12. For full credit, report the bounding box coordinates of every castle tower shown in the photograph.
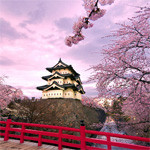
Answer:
[37,59,85,100]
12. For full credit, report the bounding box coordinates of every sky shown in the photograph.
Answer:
[0,0,149,98]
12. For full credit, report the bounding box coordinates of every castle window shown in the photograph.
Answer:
[57,93,58,95]
[60,93,61,95]
[68,93,70,95]
[54,93,56,95]
[52,93,53,95]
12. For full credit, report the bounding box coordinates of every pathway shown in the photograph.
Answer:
[0,138,73,150]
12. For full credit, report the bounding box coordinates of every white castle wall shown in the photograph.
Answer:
[63,88,74,99]
[42,89,82,100]
[75,92,82,100]
[42,90,63,99]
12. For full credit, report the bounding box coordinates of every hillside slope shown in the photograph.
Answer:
[38,98,106,129]
[8,98,106,130]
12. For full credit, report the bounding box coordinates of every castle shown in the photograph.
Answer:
[37,59,85,100]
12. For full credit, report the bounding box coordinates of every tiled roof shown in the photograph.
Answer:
[37,85,49,90]
[77,85,85,94]
[42,72,78,81]
[37,81,78,91]
[37,81,64,91]
[46,59,80,76]
[53,58,68,68]
[37,82,85,94]
[42,75,52,81]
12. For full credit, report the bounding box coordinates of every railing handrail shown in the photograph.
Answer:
[0,119,149,150]
[1,120,80,132]
[85,130,150,142]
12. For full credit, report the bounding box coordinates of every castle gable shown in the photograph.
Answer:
[53,58,68,68]
[48,72,64,80]
[44,81,64,91]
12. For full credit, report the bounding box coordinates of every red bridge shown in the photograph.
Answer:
[0,119,149,150]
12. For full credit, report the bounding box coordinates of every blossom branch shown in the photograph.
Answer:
[65,0,115,46]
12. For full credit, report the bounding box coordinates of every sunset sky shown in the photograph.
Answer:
[0,0,149,98]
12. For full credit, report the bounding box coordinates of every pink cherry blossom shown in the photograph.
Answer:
[82,96,103,109]
[99,0,115,6]
[73,17,84,34]
[65,36,73,47]
[83,21,94,29]
[0,76,24,110]
[83,0,97,15]
[88,23,94,28]
[65,34,85,46]
[76,34,85,41]
[89,9,106,21]
[72,37,80,44]
[73,17,94,33]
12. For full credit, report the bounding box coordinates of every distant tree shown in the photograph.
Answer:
[89,6,150,137]
[65,0,115,46]
[0,76,22,110]
[82,95,102,109]
[105,97,130,122]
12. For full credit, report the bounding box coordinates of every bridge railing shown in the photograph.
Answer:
[0,119,149,150]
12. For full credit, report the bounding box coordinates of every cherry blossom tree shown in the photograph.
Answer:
[89,6,150,137]
[82,95,102,108]
[0,76,23,110]
[65,0,115,46]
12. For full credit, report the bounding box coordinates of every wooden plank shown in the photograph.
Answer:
[0,138,74,150]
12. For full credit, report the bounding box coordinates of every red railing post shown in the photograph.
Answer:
[107,136,111,150]
[38,133,42,146]
[4,118,11,141]
[80,120,86,150]
[58,129,62,150]
[20,125,25,143]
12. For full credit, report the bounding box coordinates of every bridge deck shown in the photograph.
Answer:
[0,138,73,150]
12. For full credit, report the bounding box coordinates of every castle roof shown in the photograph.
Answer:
[42,71,81,83]
[42,72,65,81]
[46,58,80,76]
[77,85,85,94]
[37,81,85,94]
